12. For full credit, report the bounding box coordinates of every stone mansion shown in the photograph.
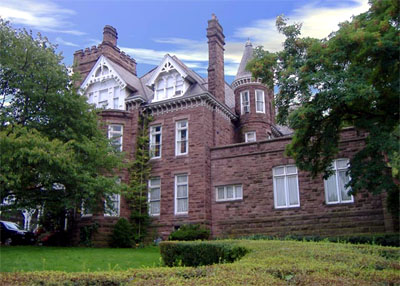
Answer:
[72,15,394,245]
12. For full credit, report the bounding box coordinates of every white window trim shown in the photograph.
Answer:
[240,90,250,115]
[216,185,243,202]
[273,165,300,209]
[174,174,189,215]
[255,89,265,113]
[149,125,162,159]
[81,202,92,217]
[108,124,123,152]
[245,131,256,142]
[324,159,354,204]
[104,194,121,217]
[175,120,189,156]
[148,178,161,216]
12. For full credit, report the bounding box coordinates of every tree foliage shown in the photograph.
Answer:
[0,19,124,220]
[248,0,399,213]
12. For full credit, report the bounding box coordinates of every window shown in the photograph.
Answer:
[150,125,162,158]
[245,131,256,142]
[216,185,243,201]
[113,87,119,109]
[154,71,184,101]
[324,159,353,204]
[240,91,250,114]
[175,174,188,215]
[255,90,265,113]
[99,89,108,108]
[108,124,123,152]
[176,120,188,155]
[148,178,161,216]
[104,194,120,217]
[81,201,92,217]
[273,165,300,208]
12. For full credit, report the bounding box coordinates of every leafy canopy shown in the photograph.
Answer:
[0,19,124,215]
[248,0,399,212]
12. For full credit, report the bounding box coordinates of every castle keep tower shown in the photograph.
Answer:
[232,40,275,142]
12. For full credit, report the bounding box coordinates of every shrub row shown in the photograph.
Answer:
[160,241,249,267]
[168,224,210,241]
[240,233,400,247]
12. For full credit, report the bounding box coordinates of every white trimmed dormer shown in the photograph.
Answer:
[147,54,193,103]
[80,55,131,110]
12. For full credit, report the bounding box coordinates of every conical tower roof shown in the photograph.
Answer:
[235,39,253,80]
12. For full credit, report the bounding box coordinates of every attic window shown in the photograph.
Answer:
[95,65,109,77]
[154,71,184,101]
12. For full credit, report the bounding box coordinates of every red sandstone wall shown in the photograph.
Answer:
[210,128,387,237]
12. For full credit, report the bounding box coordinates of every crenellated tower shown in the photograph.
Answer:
[232,40,275,142]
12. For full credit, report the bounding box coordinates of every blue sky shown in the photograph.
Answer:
[1,0,369,83]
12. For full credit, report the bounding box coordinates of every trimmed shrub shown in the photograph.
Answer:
[109,218,133,248]
[160,241,249,267]
[168,224,210,241]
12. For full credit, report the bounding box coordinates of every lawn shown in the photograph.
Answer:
[0,240,399,285]
[0,246,161,272]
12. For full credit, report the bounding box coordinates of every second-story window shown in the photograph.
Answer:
[240,91,250,114]
[108,124,123,152]
[150,125,162,159]
[176,120,188,156]
[245,131,256,142]
[255,90,265,113]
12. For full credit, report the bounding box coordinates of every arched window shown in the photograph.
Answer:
[154,70,185,101]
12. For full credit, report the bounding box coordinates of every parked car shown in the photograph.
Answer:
[0,220,36,245]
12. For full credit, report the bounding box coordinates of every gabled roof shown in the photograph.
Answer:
[80,55,142,93]
[235,40,254,80]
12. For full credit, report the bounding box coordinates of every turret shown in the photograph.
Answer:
[232,40,275,142]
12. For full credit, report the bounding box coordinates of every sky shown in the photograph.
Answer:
[0,0,370,83]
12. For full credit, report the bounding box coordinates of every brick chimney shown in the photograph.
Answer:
[102,25,118,46]
[207,14,225,104]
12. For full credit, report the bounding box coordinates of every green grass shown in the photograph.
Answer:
[0,240,399,285]
[0,246,161,272]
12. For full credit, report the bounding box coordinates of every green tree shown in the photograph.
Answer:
[0,19,124,223]
[248,0,399,214]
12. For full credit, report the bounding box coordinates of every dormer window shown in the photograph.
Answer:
[154,71,184,101]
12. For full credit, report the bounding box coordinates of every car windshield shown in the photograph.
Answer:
[2,221,22,231]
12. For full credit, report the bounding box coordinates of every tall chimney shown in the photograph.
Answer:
[207,14,225,104]
[103,25,118,46]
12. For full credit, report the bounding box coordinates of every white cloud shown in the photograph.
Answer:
[234,0,370,52]
[55,37,78,47]
[0,0,84,35]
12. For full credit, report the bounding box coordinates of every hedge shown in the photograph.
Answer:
[160,241,249,267]
[168,224,210,241]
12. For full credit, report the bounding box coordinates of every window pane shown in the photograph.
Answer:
[275,177,286,207]
[177,198,188,212]
[180,129,187,140]
[338,170,352,201]
[111,125,122,132]
[336,159,349,169]
[286,166,297,175]
[273,167,285,176]
[235,185,243,198]
[177,185,187,197]
[179,141,187,154]
[217,187,225,200]
[150,201,160,215]
[177,175,187,184]
[150,188,160,200]
[287,176,299,206]
[150,178,160,187]
[325,174,338,202]
[226,186,234,199]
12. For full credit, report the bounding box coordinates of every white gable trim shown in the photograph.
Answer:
[146,54,189,88]
[80,55,127,92]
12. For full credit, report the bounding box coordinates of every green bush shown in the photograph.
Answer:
[241,233,400,247]
[160,241,249,267]
[109,218,133,248]
[168,224,210,241]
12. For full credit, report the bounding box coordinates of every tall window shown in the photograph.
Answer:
[324,159,353,204]
[104,194,120,217]
[175,174,188,215]
[99,89,108,108]
[245,131,256,142]
[148,178,161,216]
[176,120,188,155]
[150,125,162,158]
[108,125,123,152]
[273,165,300,208]
[240,91,250,114]
[216,185,243,202]
[255,90,265,113]
[81,201,92,217]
